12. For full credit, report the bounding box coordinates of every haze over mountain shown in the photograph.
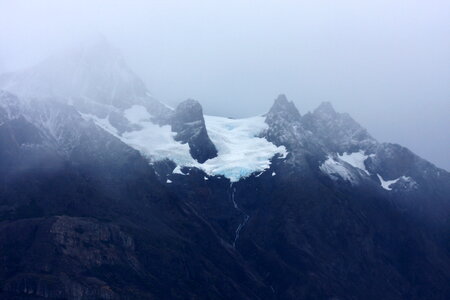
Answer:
[0,0,449,170]
[0,37,449,299]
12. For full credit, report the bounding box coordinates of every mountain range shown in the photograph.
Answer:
[0,39,449,299]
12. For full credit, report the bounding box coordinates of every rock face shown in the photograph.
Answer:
[301,101,376,153]
[171,99,217,163]
[264,94,303,147]
[0,216,135,299]
[263,94,324,170]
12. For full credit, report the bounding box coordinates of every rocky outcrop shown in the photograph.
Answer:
[0,216,138,299]
[301,101,376,153]
[264,94,307,148]
[263,95,325,170]
[171,99,217,163]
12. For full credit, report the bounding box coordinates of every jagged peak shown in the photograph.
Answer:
[0,36,149,111]
[314,101,337,116]
[301,101,376,152]
[266,94,301,124]
[273,94,289,105]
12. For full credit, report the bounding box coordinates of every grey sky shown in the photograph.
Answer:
[0,0,449,170]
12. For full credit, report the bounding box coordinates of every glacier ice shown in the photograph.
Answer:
[86,105,286,182]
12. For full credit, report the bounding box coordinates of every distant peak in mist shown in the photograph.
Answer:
[0,37,148,109]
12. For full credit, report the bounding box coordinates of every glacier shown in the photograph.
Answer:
[84,105,286,182]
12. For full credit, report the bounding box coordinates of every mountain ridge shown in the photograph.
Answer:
[0,40,449,299]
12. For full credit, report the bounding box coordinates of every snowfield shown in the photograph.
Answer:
[85,105,286,182]
[320,156,357,184]
[320,151,374,184]
[338,151,371,175]
[203,115,287,182]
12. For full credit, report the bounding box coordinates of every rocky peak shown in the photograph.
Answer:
[314,101,337,118]
[0,38,173,128]
[302,102,376,153]
[172,99,204,130]
[263,94,317,155]
[266,94,301,125]
[171,99,217,163]
[0,38,164,117]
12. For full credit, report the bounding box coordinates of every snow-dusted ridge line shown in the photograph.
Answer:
[84,105,287,182]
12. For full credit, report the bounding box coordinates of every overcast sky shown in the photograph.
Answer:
[0,0,449,170]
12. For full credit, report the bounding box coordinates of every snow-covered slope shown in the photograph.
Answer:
[83,104,286,182]
[202,115,286,182]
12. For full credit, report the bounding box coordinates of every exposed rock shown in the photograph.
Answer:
[301,101,376,153]
[172,99,217,163]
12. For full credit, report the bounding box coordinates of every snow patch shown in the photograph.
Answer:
[119,105,203,164]
[320,156,357,184]
[124,104,152,123]
[81,113,119,136]
[377,174,400,190]
[166,179,172,183]
[202,115,287,182]
[172,165,185,175]
[377,174,414,191]
[338,150,371,175]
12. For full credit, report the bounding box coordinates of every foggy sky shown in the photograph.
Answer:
[0,0,449,170]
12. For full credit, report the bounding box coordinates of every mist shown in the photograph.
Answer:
[0,0,449,170]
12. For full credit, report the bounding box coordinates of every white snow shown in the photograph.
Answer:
[201,115,287,182]
[124,105,153,123]
[377,174,400,190]
[166,179,172,183]
[338,151,371,175]
[121,105,194,164]
[377,174,414,191]
[87,105,286,182]
[320,156,357,184]
[272,172,276,176]
[172,165,185,175]
[80,113,119,136]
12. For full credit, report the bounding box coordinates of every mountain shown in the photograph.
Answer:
[0,40,449,299]
[171,99,218,163]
